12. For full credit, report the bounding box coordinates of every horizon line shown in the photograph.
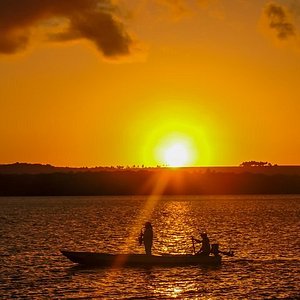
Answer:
[1,162,300,169]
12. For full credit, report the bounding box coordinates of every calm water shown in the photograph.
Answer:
[0,195,299,299]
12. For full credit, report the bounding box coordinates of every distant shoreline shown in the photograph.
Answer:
[1,162,300,175]
[0,164,300,196]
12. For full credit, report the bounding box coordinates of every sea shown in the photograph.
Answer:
[0,195,299,299]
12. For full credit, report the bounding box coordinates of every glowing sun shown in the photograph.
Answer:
[163,143,190,167]
[162,142,192,167]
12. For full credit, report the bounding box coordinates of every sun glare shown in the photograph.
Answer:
[163,143,189,167]
[156,135,196,167]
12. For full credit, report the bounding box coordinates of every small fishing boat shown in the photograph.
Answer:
[61,251,222,267]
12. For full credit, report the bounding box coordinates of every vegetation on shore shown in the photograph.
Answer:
[0,167,300,196]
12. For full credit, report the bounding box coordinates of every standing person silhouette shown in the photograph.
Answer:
[141,222,153,255]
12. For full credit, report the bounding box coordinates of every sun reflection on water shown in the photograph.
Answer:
[154,199,198,255]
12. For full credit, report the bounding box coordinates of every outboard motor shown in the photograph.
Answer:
[211,244,220,256]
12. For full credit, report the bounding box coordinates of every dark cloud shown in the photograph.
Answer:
[265,3,296,40]
[0,0,133,58]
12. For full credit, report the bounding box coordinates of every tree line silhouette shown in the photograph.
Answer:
[0,169,299,196]
[240,161,277,167]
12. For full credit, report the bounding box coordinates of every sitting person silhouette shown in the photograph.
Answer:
[194,232,211,256]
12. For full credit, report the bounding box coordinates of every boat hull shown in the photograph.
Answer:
[61,251,222,267]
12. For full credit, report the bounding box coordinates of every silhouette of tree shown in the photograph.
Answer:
[240,161,274,167]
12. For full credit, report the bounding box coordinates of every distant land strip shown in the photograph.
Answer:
[1,162,300,175]
[0,163,300,196]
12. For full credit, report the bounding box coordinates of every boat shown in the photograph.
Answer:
[61,251,222,267]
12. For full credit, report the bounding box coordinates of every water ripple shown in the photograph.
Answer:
[0,195,299,299]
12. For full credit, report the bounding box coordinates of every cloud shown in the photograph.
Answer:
[264,2,296,40]
[0,0,133,59]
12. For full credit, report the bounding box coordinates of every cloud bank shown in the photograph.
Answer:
[0,0,133,58]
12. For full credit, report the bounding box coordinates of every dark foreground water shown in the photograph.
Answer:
[0,195,299,299]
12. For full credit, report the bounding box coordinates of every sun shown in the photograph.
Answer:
[156,135,196,167]
[163,143,189,167]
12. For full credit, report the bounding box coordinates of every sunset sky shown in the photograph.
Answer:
[1,0,300,167]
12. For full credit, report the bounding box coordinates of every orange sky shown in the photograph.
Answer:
[1,0,300,167]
